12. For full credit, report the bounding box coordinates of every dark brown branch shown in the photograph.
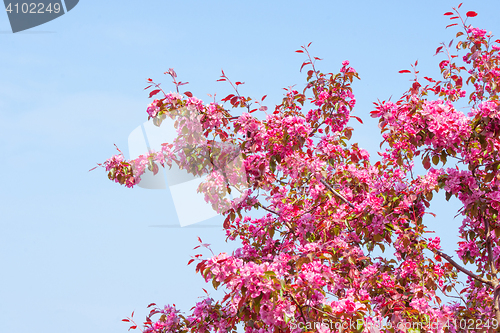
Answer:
[286,292,307,324]
[433,249,493,287]
[319,178,355,209]
[310,304,337,320]
[256,202,293,230]
[290,199,327,223]
[484,217,498,275]
[256,201,279,216]
[484,215,500,321]
[494,286,500,322]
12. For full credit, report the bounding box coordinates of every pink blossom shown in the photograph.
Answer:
[428,237,441,251]
[467,27,487,38]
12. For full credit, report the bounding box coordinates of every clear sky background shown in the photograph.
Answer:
[1,1,500,332]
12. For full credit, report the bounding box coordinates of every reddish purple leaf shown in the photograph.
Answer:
[149,89,160,98]
[351,115,363,124]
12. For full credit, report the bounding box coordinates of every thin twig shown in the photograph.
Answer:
[318,178,355,209]
[256,202,293,230]
[286,292,308,324]
[451,284,468,307]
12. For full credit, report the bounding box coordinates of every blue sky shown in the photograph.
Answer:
[1,1,499,332]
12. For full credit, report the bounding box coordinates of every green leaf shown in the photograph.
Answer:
[426,191,433,201]
[485,172,494,182]
[440,151,447,164]
[269,155,277,173]
[495,228,500,239]
[479,136,487,149]
[378,243,385,252]
[263,271,276,279]
[212,279,220,290]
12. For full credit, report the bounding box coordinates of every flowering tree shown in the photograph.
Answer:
[98,5,500,332]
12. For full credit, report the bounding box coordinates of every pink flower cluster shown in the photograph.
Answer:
[467,27,487,39]
[107,13,500,331]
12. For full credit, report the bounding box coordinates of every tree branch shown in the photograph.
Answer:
[256,202,293,230]
[432,249,493,287]
[494,285,500,322]
[484,217,498,276]
[286,292,308,324]
[318,178,355,209]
